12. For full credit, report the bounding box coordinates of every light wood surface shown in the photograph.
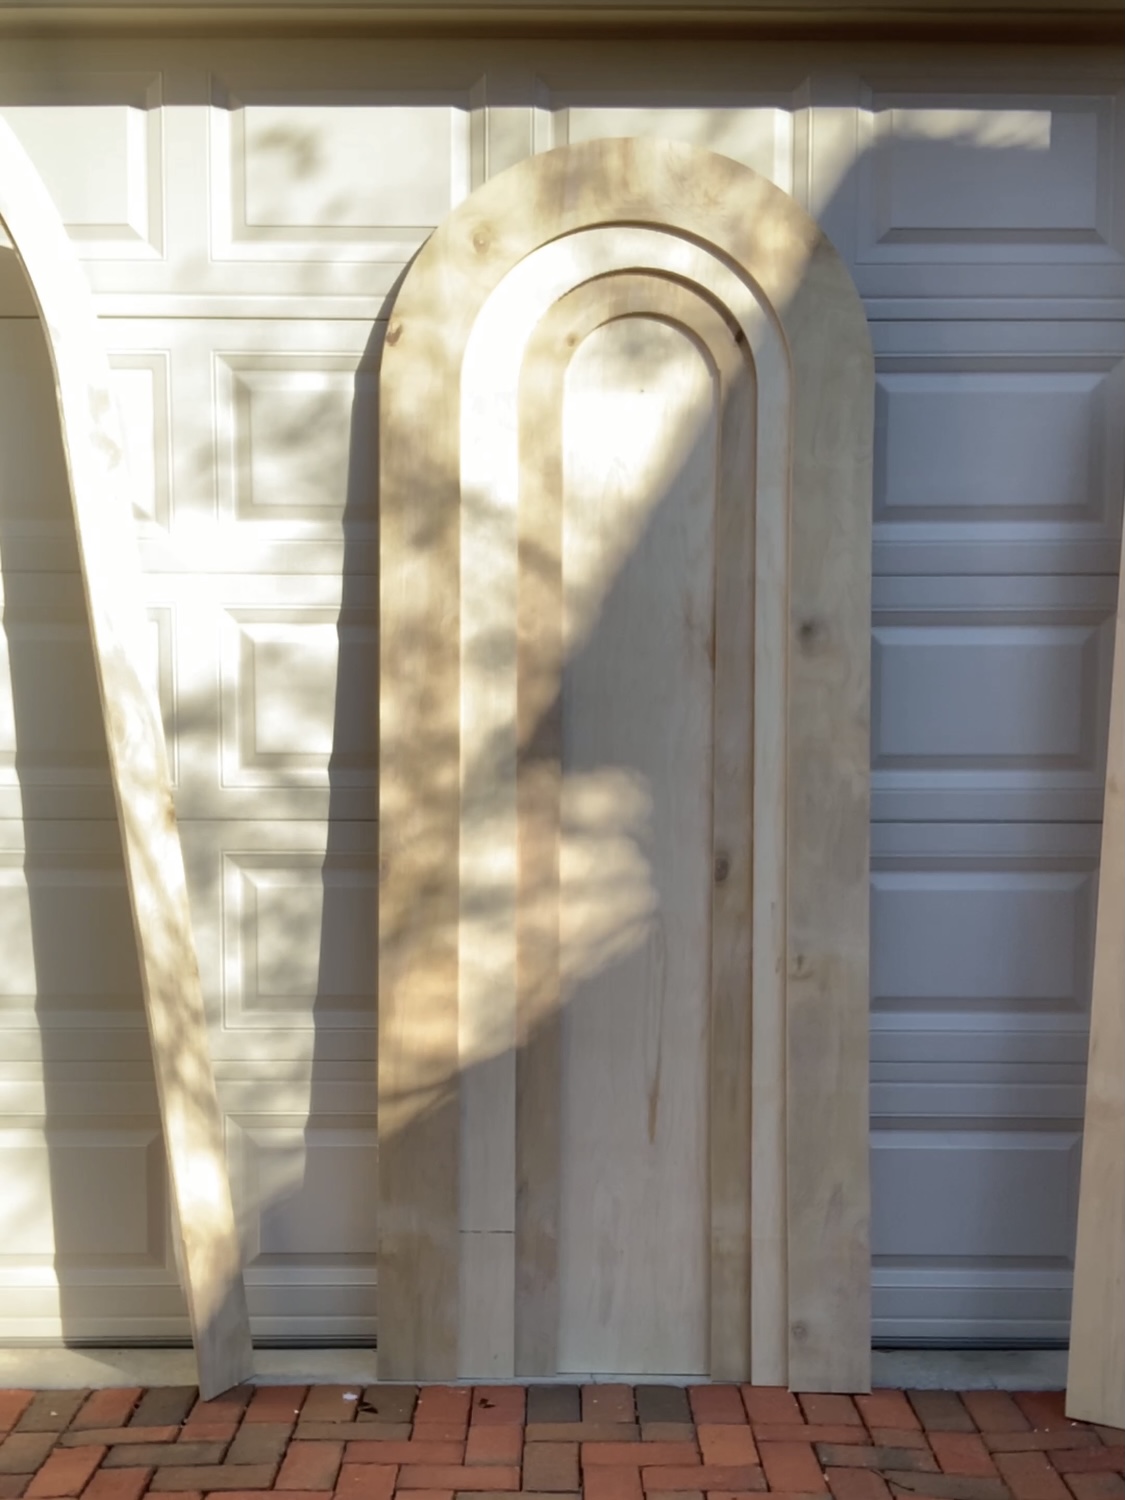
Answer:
[1066,530,1125,1428]
[0,118,252,1398]
[379,136,873,1388]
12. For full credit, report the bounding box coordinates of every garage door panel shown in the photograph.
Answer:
[872,575,1117,822]
[874,1268,1074,1346]
[872,322,1125,577]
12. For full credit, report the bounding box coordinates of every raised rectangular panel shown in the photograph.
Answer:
[0,318,79,567]
[0,851,141,1019]
[209,82,471,261]
[871,1129,1082,1261]
[558,102,794,193]
[219,607,377,789]
[876,361,1123,525]
[0,74,164,258]
[0,1125,166,1265]
[109,353,172,533]
[871,867,1095,1017]
[857,88,1121,263]
[222,850,377,1030]
[871,578,1116,822]
[228,1116,377,1265]
[214,352,377,534]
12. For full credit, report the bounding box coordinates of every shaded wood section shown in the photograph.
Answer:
[0,118,252,1398]
[1066,530,1125,1428]
[379,136,872,1389]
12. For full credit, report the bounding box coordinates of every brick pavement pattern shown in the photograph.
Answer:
[0,1386,1118,1500]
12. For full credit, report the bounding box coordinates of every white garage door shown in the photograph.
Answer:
[0,35,1121,1346]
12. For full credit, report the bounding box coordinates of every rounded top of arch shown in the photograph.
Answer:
[387,134,868,358]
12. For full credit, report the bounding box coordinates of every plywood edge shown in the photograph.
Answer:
[1066,531,1125,1428]
[0,117,252,1399]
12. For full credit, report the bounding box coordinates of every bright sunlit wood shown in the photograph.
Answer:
[0,117,252,1399]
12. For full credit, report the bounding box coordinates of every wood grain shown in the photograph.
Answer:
[379,136,872,1386]
[1066,529,1125,1427]
[0,118,252,1398]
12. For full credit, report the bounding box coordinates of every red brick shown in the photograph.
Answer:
[464,1430,520,1468]
[857,1397,920,1434]
[584,1445,698,1469]
[198,1495,330,1500]
[640,1467,763,1492]
[395,1492,452,1500]
[643,1490,701,1500]
[183,1388,252,1427]
[1014,1399,1071,1435]
[277,1443,343,1492]
[583,1392,636,1427]
[149,1468,277,1493]
[907,1397,975,1435]
[174,1428,237,1447]
[525,1427,638,1445]
[72,1395,142,1433]
[413,1428,471,1446]
[1049,1451,1124,1476]
[61,1432,179,1450]
[584,1469,643,1500]
[397,1468,518,1492]
[144,1490,201,1500]
[224,1423,291,1467]
[79,1471,150,1500]
[1094,1433,1125,1448]
[825,1469,893,1500]
[802,1400,862,1429]
[816,1449,936,1475]
[688,1391,746,1427]
[27,1448,106,1497]
[698,1429,757,1467]
[987,1438,1098,1457]
[0,1478,26,1498]
[0,1435,58,1475]
[930,1436,999,1477]
[882,1471,1009,1500]
[344,1443,463,1466]
[869,1433,932,1453]
[468,1392,524,1429]
[994,1452,1070,1500]
[1064,1476,1125,1500]
[755,1428,869,1447]
[333,1462,397,1500]
[962,1398,1029,1436]
[742,1390,802,1427]
[243,1388,307,1425]
[760,1445,826,1494]
[522,1443,579,1491]
[414,1393,471,1430]
[642,1429,696,1446]
[0,1399,33,1437]
[299,1390,362,1426]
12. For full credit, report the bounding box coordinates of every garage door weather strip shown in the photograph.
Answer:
[0,118,254,1399]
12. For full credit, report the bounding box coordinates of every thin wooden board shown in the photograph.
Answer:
[1066,530,1125,1428]
[0,118,252,1398]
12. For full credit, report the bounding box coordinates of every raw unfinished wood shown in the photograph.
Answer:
[379,136,873,1389]
[1066,529,1125,1428]
[0,118,253,1399]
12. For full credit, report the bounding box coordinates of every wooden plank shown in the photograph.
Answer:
[784,239,874,1394]
[380,136,872,1385]
[1066,532,1125,1428]
[0,118,252,1398]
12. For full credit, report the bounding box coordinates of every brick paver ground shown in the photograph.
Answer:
[0,1386,1118,1500]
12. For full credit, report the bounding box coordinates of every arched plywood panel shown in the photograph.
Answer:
[0,119,252,1397]
[378,137,873,1391]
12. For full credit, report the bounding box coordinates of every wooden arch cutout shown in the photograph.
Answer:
[379,137,874,1391]
[0,119,252,1397]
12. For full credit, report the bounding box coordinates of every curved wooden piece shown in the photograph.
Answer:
[1066,527,1125,1427]
[379,136,873,1390]
[0,118,252,1397]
